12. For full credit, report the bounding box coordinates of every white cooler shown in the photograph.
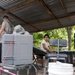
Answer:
[2,34,33,65]
[48,61,73,75]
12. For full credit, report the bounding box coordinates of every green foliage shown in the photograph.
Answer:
[33,26,75,50]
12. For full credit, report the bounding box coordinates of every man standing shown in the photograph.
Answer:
[0,15,13,62]
[0,15,13,35]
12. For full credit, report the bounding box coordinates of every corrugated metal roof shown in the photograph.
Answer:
[0,0,25,9]
[0,0,75,32]
[12,1,52,22]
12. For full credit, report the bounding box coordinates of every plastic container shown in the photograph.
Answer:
[48,61,73,75]
[2,34,33,65]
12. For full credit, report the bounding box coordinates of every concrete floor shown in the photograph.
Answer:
[1,66,75,75]
[73,67,75,75]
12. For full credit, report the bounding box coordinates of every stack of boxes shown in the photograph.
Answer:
[2,34,33,65]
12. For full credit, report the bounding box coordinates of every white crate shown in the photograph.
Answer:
[2,34,33,65]
[14,35,33,65]
[2,34,14,58]
[48,61,73,75]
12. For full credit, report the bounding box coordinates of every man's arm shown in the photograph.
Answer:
[0,25,5,34]
[42,43,53,52]
[49,46,53,50]
[42,43,50,51]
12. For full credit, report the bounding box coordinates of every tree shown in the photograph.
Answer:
[66,27,72,50]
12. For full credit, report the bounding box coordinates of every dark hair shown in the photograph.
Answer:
[44,34,49,38]
[3,15,9,19]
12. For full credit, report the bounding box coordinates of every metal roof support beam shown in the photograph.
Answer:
[31,23,75,33]
[0,6,40,31]
[37,0,62,26]
[59,0,71,20]
[30,13,75,24]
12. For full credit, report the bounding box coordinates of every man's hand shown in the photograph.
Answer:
[46,50,53,53]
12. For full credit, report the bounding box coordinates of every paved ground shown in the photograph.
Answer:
[73,67,75,75]
[1,66,75,75]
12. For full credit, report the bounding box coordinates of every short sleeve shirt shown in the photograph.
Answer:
[0,21,12,43]
[2,21,12,34]
[40,40,50,52]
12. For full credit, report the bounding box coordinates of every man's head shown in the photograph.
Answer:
[3,15,9,21]
[44,34,49,42]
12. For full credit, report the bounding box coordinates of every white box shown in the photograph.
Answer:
[14,35,33,65]
[2,34,33,65]
[2,34,14,58]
